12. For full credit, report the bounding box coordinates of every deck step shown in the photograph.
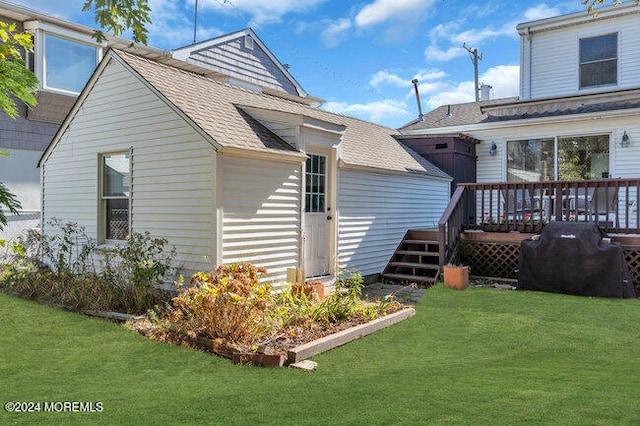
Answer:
[396,250,439,256]
[381,273,437,283]
[382,230,443,285]
[389,261,439,270]
[402,239,438,245]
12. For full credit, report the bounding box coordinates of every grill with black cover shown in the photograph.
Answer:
[518,222,635,298]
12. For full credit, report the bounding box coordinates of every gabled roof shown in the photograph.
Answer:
[41,49,449,179]
[172,28,320,103]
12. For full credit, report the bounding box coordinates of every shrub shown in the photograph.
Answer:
[168,263,274,343]
[133,263,404,358]
[0,220,175,314]
[100,231,177,313]
[37,219,97,274]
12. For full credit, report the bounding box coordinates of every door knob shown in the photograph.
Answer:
[327,215,333,220]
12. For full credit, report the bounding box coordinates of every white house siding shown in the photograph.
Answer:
[220,155,302,284]
[468,114,640,224]
[526,13,640,100]
[185,38,298,96]
[337,169,450,276]
[42,59,216,274]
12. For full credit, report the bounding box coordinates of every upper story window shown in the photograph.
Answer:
[24,21,102,96]
[579,33,617,89]
[44,34,98,93]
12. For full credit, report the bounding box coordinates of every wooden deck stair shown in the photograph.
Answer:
[381,229,440,285]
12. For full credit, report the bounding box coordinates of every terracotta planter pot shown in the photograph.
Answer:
[443,265,469,290]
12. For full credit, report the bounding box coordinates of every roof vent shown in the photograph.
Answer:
[244,35,254,50]
[444,105,452,119]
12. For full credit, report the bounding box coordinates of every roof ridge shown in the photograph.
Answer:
[111,49,449,179]
[114,48,399,132]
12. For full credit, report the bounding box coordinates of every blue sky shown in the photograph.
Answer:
[16,0,590,128]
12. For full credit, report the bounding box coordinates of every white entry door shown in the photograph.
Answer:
[304,152,330,277]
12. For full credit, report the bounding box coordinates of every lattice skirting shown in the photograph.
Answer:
[460,241,520,280]
[460,240,640,293]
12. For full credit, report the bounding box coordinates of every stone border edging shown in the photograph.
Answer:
[287,307,416,364]
[84,310,144,322]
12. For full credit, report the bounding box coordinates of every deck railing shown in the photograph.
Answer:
[437,178,640,269]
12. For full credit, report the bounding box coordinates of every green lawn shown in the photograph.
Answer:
[1,285,639,425]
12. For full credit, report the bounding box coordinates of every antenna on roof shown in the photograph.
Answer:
[463,43,483,102]
[193,0,199,44]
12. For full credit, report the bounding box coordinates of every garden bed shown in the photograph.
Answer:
[126,264,410,367]
[128,305,413,368]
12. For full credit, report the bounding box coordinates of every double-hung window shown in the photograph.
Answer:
[579,33,617,89]
[101,153,131,241]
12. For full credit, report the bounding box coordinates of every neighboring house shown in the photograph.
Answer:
[39,49,451,283]
[0,0,321,243]
[402,1,640,188]
[0,0,165,241]
[396,2,640,283]
[172,28,323,104]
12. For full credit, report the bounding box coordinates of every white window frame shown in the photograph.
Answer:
[506,133,611,182]
[579,32,618,90]
[99,151,132,243]
[24,20,104,96]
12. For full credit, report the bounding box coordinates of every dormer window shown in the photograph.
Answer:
[579,33,617,89]
[24,21,102,96]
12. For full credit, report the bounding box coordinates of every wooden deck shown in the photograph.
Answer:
[382,178,640,289]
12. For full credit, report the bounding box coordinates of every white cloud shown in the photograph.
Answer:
[320,18,352,48]
[424,81,477,111]
[414,81,447,96]
[523,4,562,21]
[422,65,520,112]
[370,70,411,88]
[424,45,466,62]
[200,0,326,26]
[354,0,434,27]
[451,23,515,46]
[370,69,447,94]
[145,0,227,48]
[413,69,447,82]
[323,99,409,123]
[479,65,520,98]
[428,22,461,40]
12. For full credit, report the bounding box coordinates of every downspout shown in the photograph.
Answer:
[522,26,532,100]
[40,165,44,232]
[297,125,305,272]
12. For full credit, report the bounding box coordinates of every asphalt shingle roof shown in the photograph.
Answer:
[401,90,640,132]
[400,98,517,132]
[114,49,449,179]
